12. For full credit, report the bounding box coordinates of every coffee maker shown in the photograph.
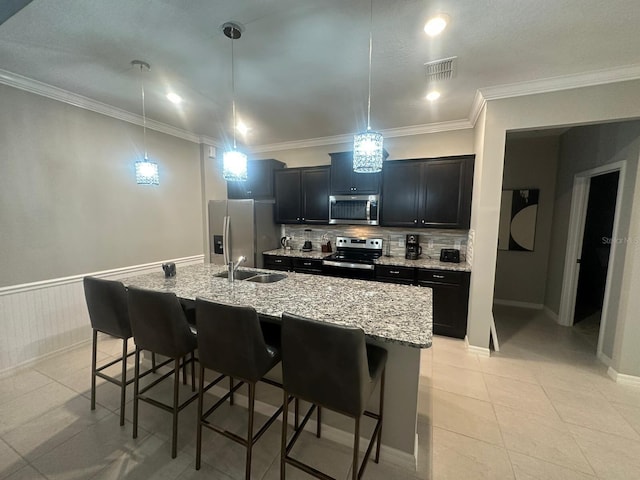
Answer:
[405,234,422,260]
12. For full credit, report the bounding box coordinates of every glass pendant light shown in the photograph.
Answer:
[222,22,248,182]
[132,60,159,185]
[353,0,383,173]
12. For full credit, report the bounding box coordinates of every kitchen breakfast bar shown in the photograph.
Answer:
[123,263,433,469]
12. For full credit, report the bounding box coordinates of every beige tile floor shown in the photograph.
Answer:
[1,305,640,479]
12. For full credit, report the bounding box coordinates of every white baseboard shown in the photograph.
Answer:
[597,351,612,367]
[207,384,418,471]
[607,367,640,386]
[543,306,559,322]
[493,299,544,309]
[464,336,491,357]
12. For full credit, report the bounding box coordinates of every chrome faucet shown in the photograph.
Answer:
[228,255,246,283]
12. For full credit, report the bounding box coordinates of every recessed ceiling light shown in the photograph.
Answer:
[166,92,182,104]
[424,15,448,37]
[426,91,441,101]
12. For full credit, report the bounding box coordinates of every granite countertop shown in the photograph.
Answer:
[122,263,432,349]
[263,248,471,272]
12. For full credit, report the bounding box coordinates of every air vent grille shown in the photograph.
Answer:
[424,56,457,82]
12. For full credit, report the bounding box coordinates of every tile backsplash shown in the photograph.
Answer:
[282,224,469,261]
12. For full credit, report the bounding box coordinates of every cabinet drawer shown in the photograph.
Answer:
[376,265,415,283]
[263,255,292,271]
[416,269,462,285]
[292,258,323,273]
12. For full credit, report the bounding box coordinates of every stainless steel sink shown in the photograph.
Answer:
[214,271,287,283]
[213,270,256,280]
[245,273,288,283]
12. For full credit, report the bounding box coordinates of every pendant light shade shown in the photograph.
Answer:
[222,150,248,182]
[222,22,248,182]
[132,60,159,185]
[353,0,383,174]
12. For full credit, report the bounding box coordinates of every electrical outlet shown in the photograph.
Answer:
[428,239,434,249]
[398,238,405,247]
[454,240,461,249]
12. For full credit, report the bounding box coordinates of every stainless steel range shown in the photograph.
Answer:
[322,236,383,280]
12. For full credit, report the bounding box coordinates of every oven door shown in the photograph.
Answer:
[321,260,376,280]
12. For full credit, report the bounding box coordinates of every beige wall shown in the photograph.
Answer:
[251,128,475,167]
[469,79,640,377]
[0,84,204,287]
[544,121,640,359]
[494,136,559,305]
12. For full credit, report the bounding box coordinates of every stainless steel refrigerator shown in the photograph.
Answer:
[208,199,280,268]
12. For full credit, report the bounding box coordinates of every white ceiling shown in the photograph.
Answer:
[1,0,640,150]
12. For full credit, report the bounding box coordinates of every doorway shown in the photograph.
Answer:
[573,171,619,347]
[558,161,625,362]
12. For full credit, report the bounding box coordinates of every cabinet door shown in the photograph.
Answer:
[301,167,330,223]
[274,169,302,223]
[421,156,473,229]
[330,152,381,195]
[380,161,422,227]
[228,159,284,199]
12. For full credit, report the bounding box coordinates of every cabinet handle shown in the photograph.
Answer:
[275,259,282,263]
[297,217,300,221]
[414,219,417,223]
[302,217,305,221]
[303,262,312,266]
[421,219,425,224]
[247,190,252,194]
[390,270,400,274]
[433,274,445,279]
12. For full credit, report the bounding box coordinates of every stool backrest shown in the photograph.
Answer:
[196,299,274,383]
[83,276,131,339]
[281,312,371,417]
[127,286,195,358]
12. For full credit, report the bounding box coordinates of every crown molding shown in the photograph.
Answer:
[0,68,201,143]
[479,63,640,101]
[250,119,473,153]
[468,90,487,127]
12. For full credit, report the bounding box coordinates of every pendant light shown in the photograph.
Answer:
[222,22,248,182]
[353,0,383,173]
[131,60,159,185]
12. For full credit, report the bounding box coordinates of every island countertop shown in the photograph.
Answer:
[122,263,432,348]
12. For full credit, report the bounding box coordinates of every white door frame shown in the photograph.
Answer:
[558,160,625,361]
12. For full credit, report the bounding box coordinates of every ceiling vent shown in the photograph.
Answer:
[424,56,457,82]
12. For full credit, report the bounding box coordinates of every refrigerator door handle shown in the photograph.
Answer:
[223,215,231,265]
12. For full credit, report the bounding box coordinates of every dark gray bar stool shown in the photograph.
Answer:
[280,312,387,480]
[195,298,287,480]
[83,276,167,426]
[127,286,198,458]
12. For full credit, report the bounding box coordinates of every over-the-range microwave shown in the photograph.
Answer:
[329,194,379,225]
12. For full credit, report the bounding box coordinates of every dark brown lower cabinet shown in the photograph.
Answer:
[263,255,292,271]
[416,269,470,339]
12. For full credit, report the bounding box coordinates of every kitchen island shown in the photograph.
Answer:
[123,263,432,469]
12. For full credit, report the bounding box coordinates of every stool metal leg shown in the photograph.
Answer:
[119,338,128,426]
[375,368,385,463]
[229,377,235,405]
[280,390,288,480]
[316,406,321,438]
[172,358,180,459]
[352,416,360,480]
[190,351,196,392]
[90,329,98,411]
[246,383,256,480]
[195,364,205,470]
[133,347,141,439]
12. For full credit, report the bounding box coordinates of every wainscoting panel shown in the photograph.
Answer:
[0,255,203,376]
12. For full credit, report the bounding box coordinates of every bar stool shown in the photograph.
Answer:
[127,286,199,458]
[194,298,287,480]
[280,312,387,480]
[83,276,166,426]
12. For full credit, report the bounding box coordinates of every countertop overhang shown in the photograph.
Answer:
[123,263,432,349]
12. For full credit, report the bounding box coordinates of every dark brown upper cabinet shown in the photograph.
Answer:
[274,166,330,224]
[329,151,382,195]
[380,155,474,229]
[227,159,285,199]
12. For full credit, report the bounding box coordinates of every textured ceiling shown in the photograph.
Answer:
[1,0,639,148]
